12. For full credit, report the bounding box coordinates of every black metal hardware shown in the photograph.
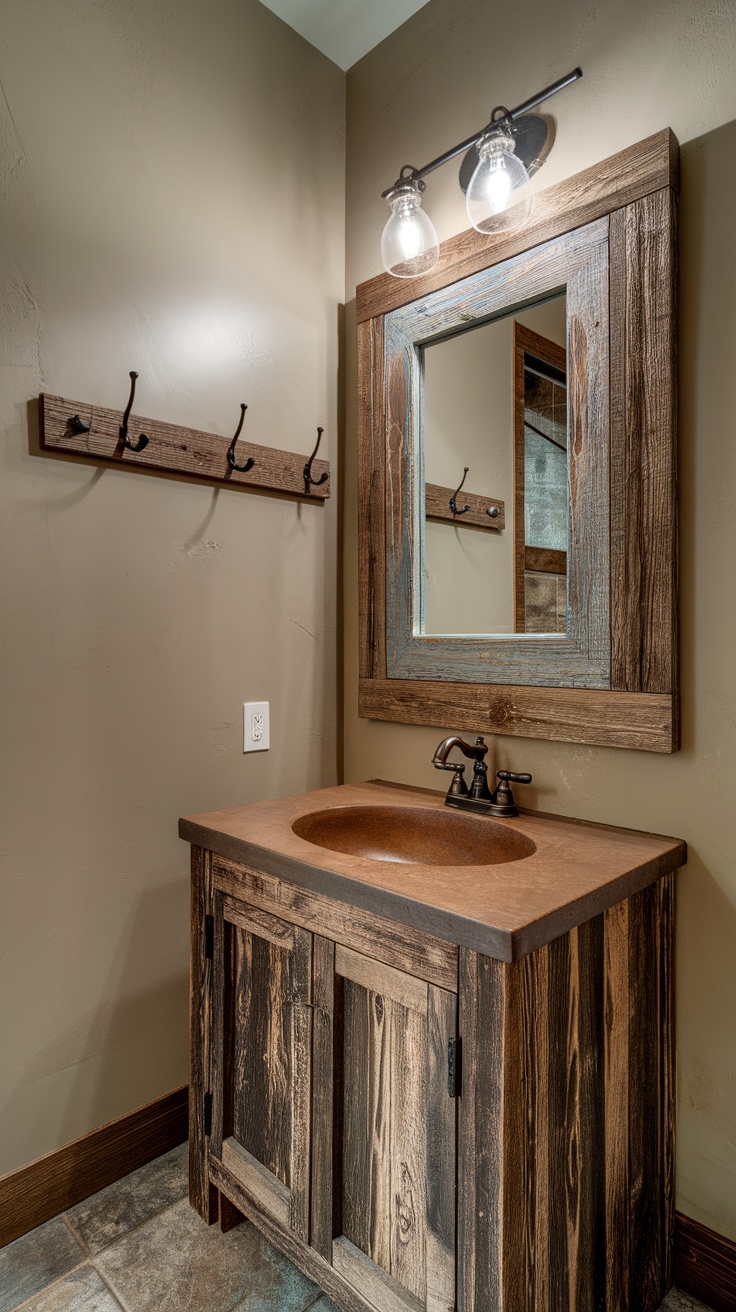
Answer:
[491,769,533,817]
[203,1092,213,1137]
[304,426,328,494]
[204,914,214,961]
[226,403,255,473]
[119,372,149,452]
[450,467,471,516]
[382,68,582,197]
[448,1037,461,1098]
[67,414,90,435]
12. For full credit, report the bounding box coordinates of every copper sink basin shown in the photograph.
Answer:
[292,805,536,867]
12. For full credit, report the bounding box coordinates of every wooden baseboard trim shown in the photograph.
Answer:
[0,1086,188,1249]
[675,1211,736,1311]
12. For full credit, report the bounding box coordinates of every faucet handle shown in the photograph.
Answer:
[493,770,532,816]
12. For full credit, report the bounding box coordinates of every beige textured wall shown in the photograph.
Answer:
[0,0,344,1175]
[345,0,736,1239]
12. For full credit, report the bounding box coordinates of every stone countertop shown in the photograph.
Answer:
[179,780,686,961]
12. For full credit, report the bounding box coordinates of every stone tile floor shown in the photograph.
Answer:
[0,1144,715,1312]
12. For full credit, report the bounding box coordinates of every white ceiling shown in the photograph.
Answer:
[259,0,433,70]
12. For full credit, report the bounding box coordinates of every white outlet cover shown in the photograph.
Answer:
[243,701,270,753]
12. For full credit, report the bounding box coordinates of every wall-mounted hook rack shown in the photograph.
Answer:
[39,389,330,503]
[449,467,471,516]
[426,479,505,530]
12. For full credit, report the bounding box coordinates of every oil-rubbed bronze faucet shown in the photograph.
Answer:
[431,735,532,817]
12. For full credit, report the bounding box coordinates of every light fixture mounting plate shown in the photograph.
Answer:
[458,113,555,193]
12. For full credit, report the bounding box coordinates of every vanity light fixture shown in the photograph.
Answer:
[380,67,583,277]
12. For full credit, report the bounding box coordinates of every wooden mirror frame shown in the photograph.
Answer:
[357,129,679,753]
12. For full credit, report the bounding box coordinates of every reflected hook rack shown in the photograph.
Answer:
[449,467,471,516]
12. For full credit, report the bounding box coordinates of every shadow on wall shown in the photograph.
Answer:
[2,875,189,1154]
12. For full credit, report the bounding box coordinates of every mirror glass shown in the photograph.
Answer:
[422,293,568,636]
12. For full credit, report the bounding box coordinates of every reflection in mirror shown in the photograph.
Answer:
[422,293,567,637]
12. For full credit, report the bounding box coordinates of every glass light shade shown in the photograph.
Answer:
[381,190,440,278]
[465,130,533,234]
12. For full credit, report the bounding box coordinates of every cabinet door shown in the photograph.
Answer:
[313,939,457,1312]
[210,891,312,1240]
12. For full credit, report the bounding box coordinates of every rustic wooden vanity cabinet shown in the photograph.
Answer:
[183,782,685,1312]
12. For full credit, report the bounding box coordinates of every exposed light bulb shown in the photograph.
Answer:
[381,179,440,279]
[465,129,532,234]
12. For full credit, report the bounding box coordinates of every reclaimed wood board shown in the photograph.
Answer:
[39,392,330,500]
[425,482,505,531]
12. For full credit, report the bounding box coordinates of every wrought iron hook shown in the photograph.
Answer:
[67,414,90,435]
[226,404,255,473]
[304,427,328,494]
[120,372,149,452]
[450,467,471,516]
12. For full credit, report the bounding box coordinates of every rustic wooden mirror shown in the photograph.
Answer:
[357,129,679,752]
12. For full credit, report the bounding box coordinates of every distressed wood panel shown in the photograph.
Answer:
[359,678,676,753]
[425,482,505,530]
[457,950,506,1312]
[221,1138,290,1227]
[357,129,677,322]
[336,944,429,1014]
[458,881,675,1311]
[337,955,456,1312]
[311,935,337,1261]
[610,189,678,700]
[383,219,610,688]
[358,315,387,680]
[334,1237,425,1312]
[222,895,294,949]
[39,392,330,500]
[232,929,292,1186]
[189,846,218,1224]
[213,856,458,992]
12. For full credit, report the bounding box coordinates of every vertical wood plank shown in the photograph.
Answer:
[358,315,387,680]
[659,875,676,1294]
[458,949,506,1312]
[219,1193,245,1233]
[610,188,678,704]
[210,889,227,1164]
[575,916,606,1312]
[232,933,292,1186]
[311,935,336,1260]
[342,978,372,1255]
[390,1001,427,1303]
[290,926,313,1242]
[605,898,630,1309]
[189,846,218,1223]
[628,883,666,1310]
[547,929,571,1310]
[426,986,457,1312]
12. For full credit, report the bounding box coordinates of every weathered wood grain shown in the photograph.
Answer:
[336,944,428,1014]
[524,547,566,575]
[333,1236,425,1312]
[289,926,313,1242]
[425,482,505,531]
[610,189,678,702]
[356,129,678,323]
[39,392,330,500]
[311,935,336,1260]
[222,895,294,949]
[189,845,218,1224]
[425,986,457,1312]
[221,1137,290,1227]
[359,677,676,753]
[213,855,458,992]
[232,930,291,1186]
[604,898,630,1308]
[358,316,387,680]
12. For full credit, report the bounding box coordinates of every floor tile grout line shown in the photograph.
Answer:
[61,1214,93,1261]
[63,1188,190,1260]
[88,1259,131,1312]
[5,1259,90,1312]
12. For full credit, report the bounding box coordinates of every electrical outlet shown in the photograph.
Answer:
[243,701,270,753]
